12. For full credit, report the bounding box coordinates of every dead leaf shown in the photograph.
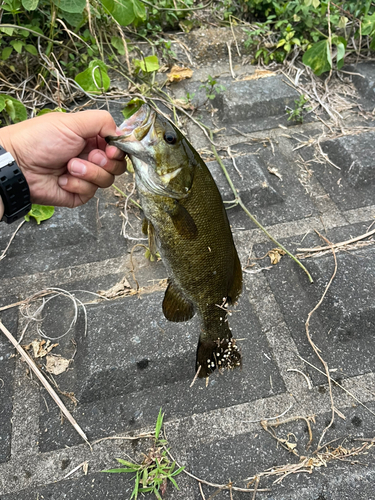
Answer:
[267,167,283,181]
[239,69,275,81]
[267,248,286,265]
[45,354,70,375]
[23,339,59,358]
[98,276,134,299]
[167,65,193,83]
[171,98,194,110]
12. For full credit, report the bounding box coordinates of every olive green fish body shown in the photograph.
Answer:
[107,105,242,377]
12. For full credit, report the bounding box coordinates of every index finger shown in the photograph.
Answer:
[63,110,122,140]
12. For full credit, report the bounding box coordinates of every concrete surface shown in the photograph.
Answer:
[1,42,375,500]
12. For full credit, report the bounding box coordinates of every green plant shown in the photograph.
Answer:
[103,409,184,500]
[199,75,226,101]
[25,204,55,224]
[0,95,27,124]
[286,94,311,123]
[236,0,375,74]
[182,91,196,108]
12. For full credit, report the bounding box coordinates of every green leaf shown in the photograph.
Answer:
[132,0,146,21]
[302,39,331,76]
[101,0,135,27]
[60,10,85,27]
[2,95,27,123]
[10,40,24,54]
[53,0,86,13]
[25,44,38,55]
[133,55,159,73]
[154,408,164,441]
[121,98,144,120]
[74,59,110,93]
[102,467,136,473]
[0,96,5,113]
[116,458,139,467]
[361,13,375,36]
[21,0,39,10]
[110,35,125,55]
[0,27,14,36]
[36,107,66,116]
[335,42,345,69]
[1,46,13,60]
[25,205,55,224]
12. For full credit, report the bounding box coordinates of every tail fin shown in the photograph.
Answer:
[196,337,241,378]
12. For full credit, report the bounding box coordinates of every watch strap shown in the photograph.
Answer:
[0,145,31,224]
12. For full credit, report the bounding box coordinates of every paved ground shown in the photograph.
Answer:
[1,34,375,499]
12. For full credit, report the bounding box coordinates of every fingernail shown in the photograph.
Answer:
[91,151,107,167]
[59,176,68,186]
[116,126,123,135]
[71,160,87,175]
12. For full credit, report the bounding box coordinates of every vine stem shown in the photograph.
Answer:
[207,128,313,283]
[112,184,142,210]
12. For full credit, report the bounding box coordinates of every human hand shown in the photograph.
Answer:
[0,110,127,208]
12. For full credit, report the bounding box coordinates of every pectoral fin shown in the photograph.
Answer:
[162,280,195,322]
[165,202,198,240]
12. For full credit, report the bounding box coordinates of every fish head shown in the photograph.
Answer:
[106,104,197,199]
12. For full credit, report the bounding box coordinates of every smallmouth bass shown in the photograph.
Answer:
[106,105,242,378]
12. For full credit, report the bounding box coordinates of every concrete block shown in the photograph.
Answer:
[255,222,375,385]
[0,194,127,280]
[206,143,317,229]
[0,298,17,463]
[299,132,375,211]
[38,289,285,451]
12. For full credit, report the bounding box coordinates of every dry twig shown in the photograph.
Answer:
[0,319,89,446]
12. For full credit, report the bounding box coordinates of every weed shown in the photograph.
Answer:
[286,95,311,124]
[103,409,184,500]
[199,75,226,102]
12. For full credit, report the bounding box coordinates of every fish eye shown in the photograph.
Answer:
[164,130,177,145]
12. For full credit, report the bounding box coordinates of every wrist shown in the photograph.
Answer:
[0,138,31,223]
[0,127,17,162]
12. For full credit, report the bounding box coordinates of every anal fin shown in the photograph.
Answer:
[162,280,195,322]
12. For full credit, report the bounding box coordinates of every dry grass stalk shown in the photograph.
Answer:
[0,219,26,261]
[0,319,89,446]
[261,415,314,453]
[298,355,375,418]
[164,446,270,494]
[297,228,375,253]
[304,231,339,448]
[246,441,373,487]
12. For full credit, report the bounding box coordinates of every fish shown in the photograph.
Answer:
[106,104,242,378]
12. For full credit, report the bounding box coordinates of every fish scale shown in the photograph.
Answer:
[107,104,242,378]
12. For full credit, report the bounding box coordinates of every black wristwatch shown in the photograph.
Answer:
[0,144,31,224]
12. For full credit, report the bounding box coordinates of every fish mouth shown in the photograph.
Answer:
[105,104,156,151]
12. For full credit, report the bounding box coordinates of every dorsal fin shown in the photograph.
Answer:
[162,280,195,322]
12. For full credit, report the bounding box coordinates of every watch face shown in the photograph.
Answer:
[0,153,31,224]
